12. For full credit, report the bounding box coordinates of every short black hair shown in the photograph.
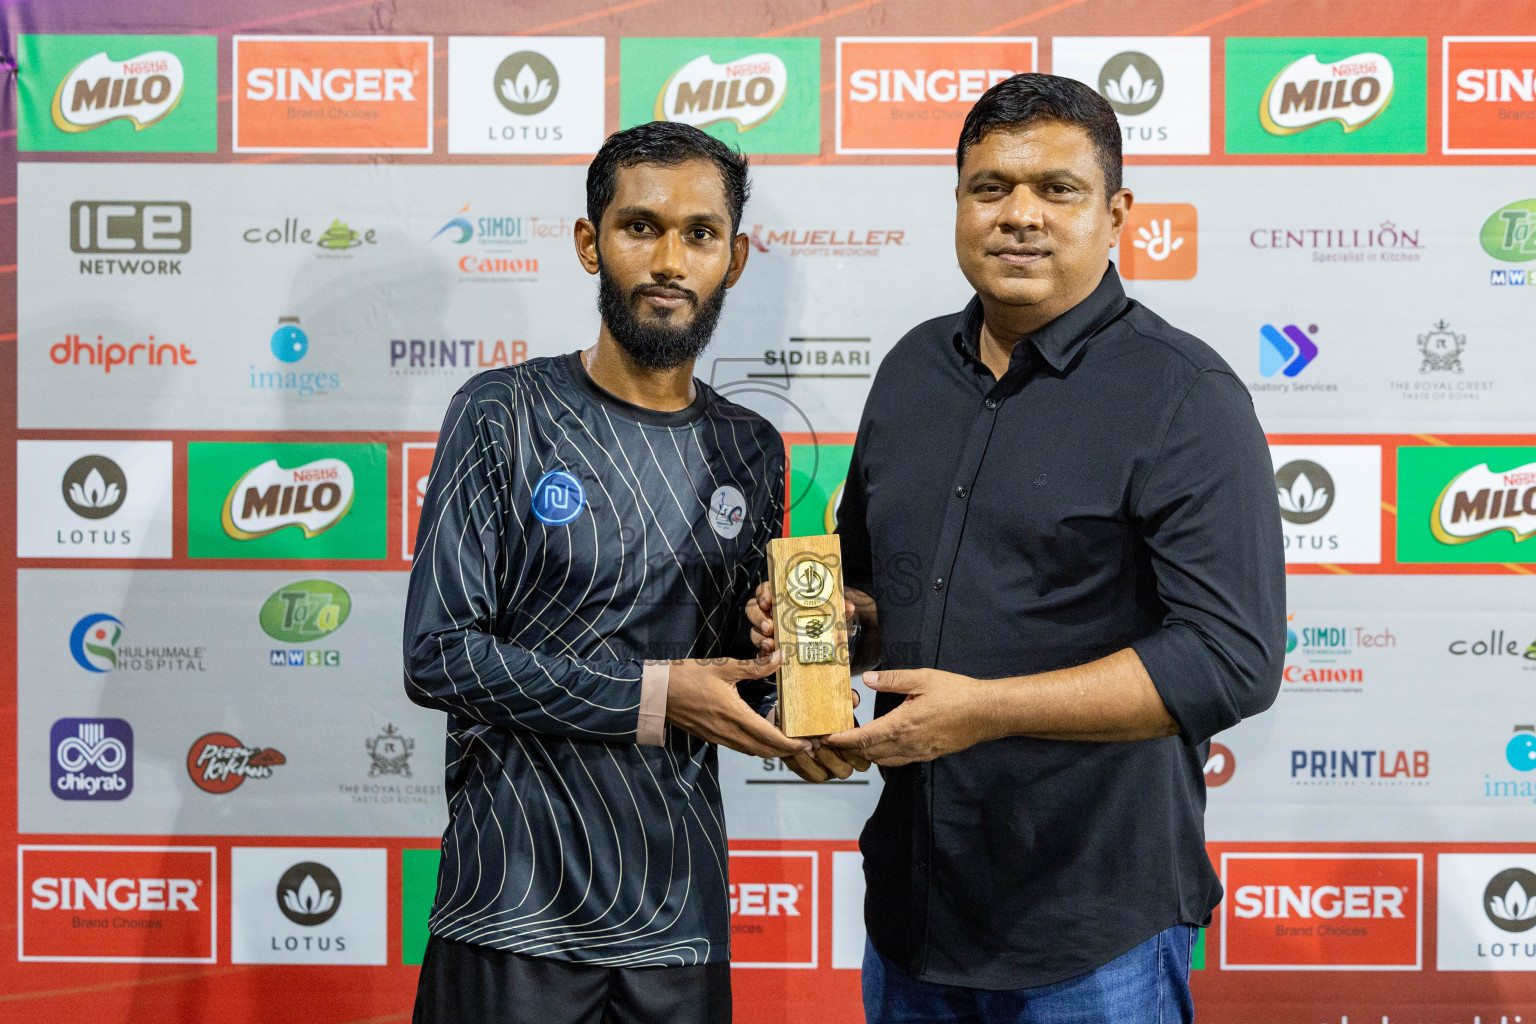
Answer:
[956,73,1122,202]
[586,121,751,235]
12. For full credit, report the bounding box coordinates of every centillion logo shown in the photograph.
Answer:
[223,458,355,540]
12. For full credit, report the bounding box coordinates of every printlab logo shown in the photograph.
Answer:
[1258,322,1319,378]
[1118,203,1197,280]
[495,51,558,115]
[62,455,127,519]
[1275,460,1333,525]
[50,717,133,800]
[277,862,342,926]
[366,724,413,777]
[1481,199,1536,290]
[187,732,286,794]
[71,201,191,277]
[1485,868,1536,932]
[1204,742,1235,787]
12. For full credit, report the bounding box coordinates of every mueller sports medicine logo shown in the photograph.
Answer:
[71,200,190,276]
[656,52,788,132]
[222,458,355,540]
[1445,37,1536,154]
[51,718,133,800]
[1220,853,1421,970]
[1429,461,1536,546]
[728,851,816,968]
[19,845,217,962]
[52,49,186,133]
[1260,51,1394,135]
[233,35,433,153]
[187,732,286,794]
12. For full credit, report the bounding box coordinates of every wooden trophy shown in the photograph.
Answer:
[766,535,855,738]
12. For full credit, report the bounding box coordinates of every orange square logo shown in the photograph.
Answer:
[1119,203,1198,280]
[1444,37,1536,154]
[234,35,433,152]
[836,37,1036,154]
[402,442,435,560]
[728,850,816,967]
[1220,853,1421,970]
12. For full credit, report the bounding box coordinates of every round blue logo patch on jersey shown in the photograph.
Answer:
[532,469,586,525]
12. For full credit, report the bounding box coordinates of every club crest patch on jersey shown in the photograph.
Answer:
[532,469,586,525]
[708,484,747,539]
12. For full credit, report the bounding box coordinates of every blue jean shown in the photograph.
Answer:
[862,926,1196,1024]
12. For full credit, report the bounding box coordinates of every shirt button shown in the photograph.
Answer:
[984,398,998,410]
[932,577,944,591]
[954,485,968,498]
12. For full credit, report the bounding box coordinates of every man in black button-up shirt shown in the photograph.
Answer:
[751,75,1283,1021]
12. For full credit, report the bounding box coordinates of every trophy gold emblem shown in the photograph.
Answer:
[767,535,855,737]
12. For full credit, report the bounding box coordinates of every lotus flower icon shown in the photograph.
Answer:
[1273,459,1335,525]
[68,467,120,511]
[1104,63,1157,108]
[1490,880,1536,924]
[275,860,343,925]
[282,874,336,916]
[502,63,553,107]
[1098,52,1163,116]
[1485,869,1536,932]
[1277,473,1328,516]
[493,51,559,115]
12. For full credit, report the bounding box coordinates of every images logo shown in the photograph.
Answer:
[19,845,217,962]
[233,35,433,153]
[69,613,123,671]
[271,317,307,362]
[51,718,133,800]
[1259,323,1319,377]
[1225,37,1426,154]
[19,35,216,152]
[622,38,819,154]
[62,455,127,519]
[1480,199,1536,263]
[447,37,606,155]
[278,861,342,926]
[728,851,817,968]
[1275,460,1333,524]
[253,317,339,397]
[837,37,1035,154]
[223,458,355,540]
[1444,37,1536,154]
[187,732,286,794]
[1119,203,1197,279]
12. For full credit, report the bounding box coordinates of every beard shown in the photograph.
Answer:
[596,259,729,371]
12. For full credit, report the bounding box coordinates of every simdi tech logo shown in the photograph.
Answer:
[447,37,606,155]
[233,35,433,153]
[620,38,820,154]
[187,443,386,560]
[17,34,216,152]
[1444,37,1536,155]
[837,37,1037,154]
[1225,37,1427,154]
[18,845,217,962]
[1396,446,1536,563]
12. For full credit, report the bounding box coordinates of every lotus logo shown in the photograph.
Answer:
[276,861,342,926]
[495,51,558,115]
[222,458,356,540]
[1260,52,1394,135]
[1485,868,1536,932]
[1275,460,1335,525]
[62,455,128,519]
[52,50,187,133]
[656,53,788,132]
[1431,461,1536,545]
[1098,51,1162,116]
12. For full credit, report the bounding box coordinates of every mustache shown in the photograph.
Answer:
[631,282,699,309]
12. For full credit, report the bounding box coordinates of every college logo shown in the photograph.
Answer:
[1438,855,1536,970]
[1204,742,1235,787]
[1269,446,1381,564]
[1259,323,1319,378]
[277,861,342,926]
[1225,37,1426,154]
[708,485,747,539]
[18,35,216,152]
[232,847,386,964]
[837,37,1035,154]
[188,443,386,559]
[1119,203,1197,280]
[51,718,133,801]
[403,443,435,559]
[1220,853,1421,970]
[19,441,174,558]
[19,845,217,962]
[447,37,605,154]
[728,851,817,967]
[531,469,585,526]
[186,732,286,794]
[241,217,379,254]
[622,38,819,154]
[71,200,190,277]
[1397,447,1536,562]
[1051,37,1210,154]
[233,35,433,153]
[1449,630,1536,663]
[1444,37,1536,154]
[367,724,414,777]
[1275,460,1333,525]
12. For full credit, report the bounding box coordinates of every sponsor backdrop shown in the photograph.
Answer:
[3,1,1534,1021]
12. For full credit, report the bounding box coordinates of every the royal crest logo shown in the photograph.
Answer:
[366,724,414,777]
[1418,319,1466,374]
[1431,461,1536,545]
[1260,51,1394,135]
[222,458,355,540]
[656,53,788,132]
[52,50,186,133]
[186,732,286,794]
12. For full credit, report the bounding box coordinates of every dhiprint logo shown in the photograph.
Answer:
[277,861,342,926]
[50,332,197,374]
[186,732,286,794]
[52,49,186,134]
[1100,51,1162,115]
[531,469,585,525]
[1259,323,1319,377]
[51,718,133,800]
[1485,868,1536,932]
[222,458,355,540]
[69,613,123,672]
[1275,460,1334,525]
[709,484,746,539]
[495,51,558,115]
[1119,203,1197,280]
[62,455,127,519]
[1204,742,1236,787]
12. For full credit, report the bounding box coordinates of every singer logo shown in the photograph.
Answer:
[222,458,355,540]
[1444,37,1536,154]
[19,845,217,962]
[728,850,817,967]
[836,37,1036,154]
[233,35,433,152]
[1220,853,1422,969]
[403,443,436,560]
[1119,203,1197,280]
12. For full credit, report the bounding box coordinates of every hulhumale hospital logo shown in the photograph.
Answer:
[532,469,585,525]
[70,613,123,672]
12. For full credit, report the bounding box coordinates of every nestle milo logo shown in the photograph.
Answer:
[259,580,352,643]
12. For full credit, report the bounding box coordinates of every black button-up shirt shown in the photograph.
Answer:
[838,265,1285,989]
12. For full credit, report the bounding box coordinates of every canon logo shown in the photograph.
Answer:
[729,882,799,917]
[848,68,1016,104]
[1455,68,1536,103]
[1232,884,1405,920]
[31,875,200,912]
[244,67,416,103]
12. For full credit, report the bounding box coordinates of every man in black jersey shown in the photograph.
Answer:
[406,122,834,1024]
